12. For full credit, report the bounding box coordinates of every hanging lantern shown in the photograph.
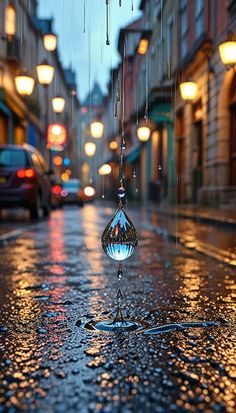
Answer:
[47,124,66,147]
[52,96,65,113]
[137,126,151,142]
[36,59,55,86]
[43,33,57,51]
[4,4,16,38]
[98,164,112,175]
[15,71,35,96]
[84,142,96,157]
[109,141,118,150]
[90,121,104,138]
[219,40,236,66]
[179,81,198,101]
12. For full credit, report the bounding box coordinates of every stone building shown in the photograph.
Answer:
[0,0,79,176]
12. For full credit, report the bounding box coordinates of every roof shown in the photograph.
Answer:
[83,82,104,107]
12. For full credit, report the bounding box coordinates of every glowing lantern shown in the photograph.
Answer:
[47,124,66,147]
[84,186,96,197]
[109,141,118,150]
[218,40,236,66]
[180,81,198,101]
[84,142,96,157]
[52,96,65,113]
[5,4,16,37]
[53,156,63,166]
[36,59,55,86]
[90,121,104,138]
[137,38,149,55]
[137,126,151,142]
[15,72,35,96]
[43,33,57,51]
[98,164,112,175]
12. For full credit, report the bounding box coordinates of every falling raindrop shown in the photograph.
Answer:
[117,264,123,280]
[117,288,123,301]
[105,0,110,45]
[101,204,138,261]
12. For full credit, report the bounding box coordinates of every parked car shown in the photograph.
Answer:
[0,144,51,219]
[61,179,84,207]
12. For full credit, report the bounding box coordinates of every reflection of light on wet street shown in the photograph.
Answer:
[0,206,235,412]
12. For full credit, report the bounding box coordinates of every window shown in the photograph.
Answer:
[167,16,174,76]
[180,0,188,58]
[4,4,16,37]
[195,0,204,38]
[0,149,26,167]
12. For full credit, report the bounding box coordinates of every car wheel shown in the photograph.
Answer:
[30,194,40,220]
[43,198,51,217]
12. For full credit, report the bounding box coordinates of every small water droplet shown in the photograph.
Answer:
[117,264,123,280]
[117,289,123,301]
[158,165,162,171]
[102,194,105,199]
[133,170,136,178]
[101,204,138,261]
[117,186,126,199]
[121,141,126,150]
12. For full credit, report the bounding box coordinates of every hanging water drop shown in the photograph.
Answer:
[117,186,126,199]
[121,141,126,150]
[158,164,162,171]
[102,194,105,199]
[117,264,123,280]
[101,204,138,261]
[133,170,136,178]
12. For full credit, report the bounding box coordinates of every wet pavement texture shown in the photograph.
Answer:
[0,205,235,413]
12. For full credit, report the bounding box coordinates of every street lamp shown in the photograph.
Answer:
[137,126,151,142]
[218,38,236,67]
[43,33,57,51]
[36,59,55,169]
[90,121,104,138]
[52,95,65,113]
[179,81,198,101]
[99,164,112,175]
[4,3,16,38]
[15,71,35,96]
[109,140,118,150]
[137,38,149,55]
[84,142,96,157]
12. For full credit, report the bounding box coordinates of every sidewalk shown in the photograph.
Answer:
[156,204,236,227]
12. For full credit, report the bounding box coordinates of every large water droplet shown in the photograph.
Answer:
[101,205,138,261]
[117,186,126,199]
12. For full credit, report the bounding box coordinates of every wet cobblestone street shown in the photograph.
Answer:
[0,205,235,413]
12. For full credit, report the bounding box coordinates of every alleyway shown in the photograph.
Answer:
[0,205,235,413]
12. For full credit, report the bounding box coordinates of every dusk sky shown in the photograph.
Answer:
[38,0,141,102]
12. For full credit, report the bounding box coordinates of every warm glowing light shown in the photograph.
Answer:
[43,33,57,51]
[61,172,69,182]
[15,72,35,96]
[52,96,65,113]
[65,169,72,175]
[36,59,55,86]
[84,142,96,157]
[84,186,96,197]
[219,40,236,66]
[109,141,118,150]
[137,126,151,142]
[53,156,63,166]
[137,38,149,55]
[98,164,112,175]
[90,121,104,138]
[180,81,198,101]
[47,124,66,146]
[5,4,16,37]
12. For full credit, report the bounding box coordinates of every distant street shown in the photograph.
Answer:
[0,205,235,413]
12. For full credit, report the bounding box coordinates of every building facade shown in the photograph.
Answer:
[0,0,79,176]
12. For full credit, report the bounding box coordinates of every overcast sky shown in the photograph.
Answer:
[38,0,141,102]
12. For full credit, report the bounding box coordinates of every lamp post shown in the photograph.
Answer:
[218,33,236,68]
[84,142,96,157]
[36,59,55,169]
[52,95,65,114]
[179,81,198,102]
[137,125,151,142]
[43,33,57,52]
[90,120,104,138]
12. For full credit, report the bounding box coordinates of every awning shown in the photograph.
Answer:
[124,144,140,163]
[149,102,173,123]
